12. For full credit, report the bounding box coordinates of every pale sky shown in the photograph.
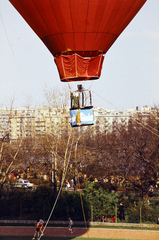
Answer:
[0,0,159,111]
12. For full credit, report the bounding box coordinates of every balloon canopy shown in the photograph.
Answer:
[9,0,147,82]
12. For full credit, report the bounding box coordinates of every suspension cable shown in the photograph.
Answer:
[92,89,159,138]
[75,140,90,240]
[74,126,94,240]
[39,129,74,239]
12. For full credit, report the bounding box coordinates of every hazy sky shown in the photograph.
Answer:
[0,0,159,111]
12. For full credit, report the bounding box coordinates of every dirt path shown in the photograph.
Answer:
[0,226,159,240]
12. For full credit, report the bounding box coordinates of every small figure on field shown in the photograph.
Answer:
[66,180,70,190]
[32,219,41,239]
[110,215,115,223]
[101,215,106,222]
[148,184,154,197]
[39,219,44,236]
[71,179,74,188]
[68,217,74,234]
[119,203,125,221]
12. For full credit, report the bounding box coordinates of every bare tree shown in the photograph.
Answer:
[43,84,70,108]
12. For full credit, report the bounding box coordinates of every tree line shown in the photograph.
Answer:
[0,183,159,223]
[0,108,159,199]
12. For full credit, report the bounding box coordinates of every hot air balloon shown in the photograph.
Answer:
[9,0,147,82]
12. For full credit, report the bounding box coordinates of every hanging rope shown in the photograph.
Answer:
[132,117,159,138]
[39,129,74,239]
[92,89,159,138]
[75,138,90,240]
[92,90,118,110]
[73,126,94,240]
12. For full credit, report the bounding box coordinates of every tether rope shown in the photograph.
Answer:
[132,117,159,138]
[92,89,159,138]
[40,126,93,239]
[39,129,74,239]
[73,126,94,240]
[92,90,118,110]
[75,134,90,240]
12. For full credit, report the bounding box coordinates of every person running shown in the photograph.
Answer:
[32,219,41,239]
[68,217,74,234]
[39,219,44,236]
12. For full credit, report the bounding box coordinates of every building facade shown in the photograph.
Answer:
[0,105,156,140]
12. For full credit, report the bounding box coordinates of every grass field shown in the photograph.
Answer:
[0,237,139,240]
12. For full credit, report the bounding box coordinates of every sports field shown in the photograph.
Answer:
[0,237,142,240]
[0,227,159,240]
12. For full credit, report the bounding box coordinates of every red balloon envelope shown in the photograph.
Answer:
[9,0,147,82]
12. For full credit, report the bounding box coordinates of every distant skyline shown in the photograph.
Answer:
[0,0,159,111]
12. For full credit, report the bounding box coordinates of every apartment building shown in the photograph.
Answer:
[94,107,136,133]
[0,105,156,140]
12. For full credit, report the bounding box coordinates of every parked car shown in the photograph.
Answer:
[14,178,34,188]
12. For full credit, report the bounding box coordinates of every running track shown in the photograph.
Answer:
[0,227,159,240]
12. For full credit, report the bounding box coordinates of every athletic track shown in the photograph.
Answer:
[0,227,159,240]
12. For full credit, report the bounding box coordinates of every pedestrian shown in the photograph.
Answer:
[65,180,68,190]
[66,180,70,190]
[119,203,125,221]
[71,179,74,188]
[110,215,115,223]
[67,181,70,188]
[101,215,106,222]
[39,219,44,236]
[68,217,74,234]
[32,219,41,239]
[148,184,154,197]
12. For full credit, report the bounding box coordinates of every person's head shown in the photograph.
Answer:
[69,217,71,220]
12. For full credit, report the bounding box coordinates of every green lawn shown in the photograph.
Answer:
[0,237,139,240]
